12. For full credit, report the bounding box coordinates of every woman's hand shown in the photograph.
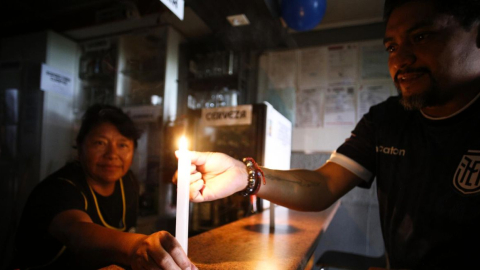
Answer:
[50,210,197,270]
[174,151,247,203]
[130,231,197,270]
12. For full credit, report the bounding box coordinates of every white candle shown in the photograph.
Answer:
[270,203,275,230]
[176,136,190,254]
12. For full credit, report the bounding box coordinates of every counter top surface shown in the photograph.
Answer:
[188,201,340,270]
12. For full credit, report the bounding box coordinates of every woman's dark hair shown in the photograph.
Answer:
[384,0,480,30]
[76,104,140,148]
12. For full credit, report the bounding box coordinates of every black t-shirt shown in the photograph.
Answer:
[336,95,480,269]
[11,161,138,270]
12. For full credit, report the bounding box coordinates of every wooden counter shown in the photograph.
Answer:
[188,201,340,270]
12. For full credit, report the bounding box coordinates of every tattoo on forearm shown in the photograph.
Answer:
[265,172,321,187]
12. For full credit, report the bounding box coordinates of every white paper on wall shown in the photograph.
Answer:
[295,87,324,128]
[40,63,74,97]
[360,43,390,80]
[327,44,358,86]
[259,39,395,152]
[324,86,356,127]
[159,0,184,20]
[298,47,328,88]
[357,83,395,120]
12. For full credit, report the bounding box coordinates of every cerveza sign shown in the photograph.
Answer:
[201,105,252,126]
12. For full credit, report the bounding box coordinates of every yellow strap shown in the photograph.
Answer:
[32,177,126,269]
[88,178,126,231]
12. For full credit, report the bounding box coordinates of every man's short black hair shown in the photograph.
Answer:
[76,104,140,148]
[384,0,480,29]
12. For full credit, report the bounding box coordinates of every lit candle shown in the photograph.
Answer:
[176,136,190,254]
[270,203,275,230]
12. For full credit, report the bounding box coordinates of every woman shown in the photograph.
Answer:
[11,104,196,270]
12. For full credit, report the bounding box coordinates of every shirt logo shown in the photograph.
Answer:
[376,145,406,156]
[453,150,480,195]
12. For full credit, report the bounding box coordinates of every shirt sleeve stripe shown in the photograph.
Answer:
[327,151,373,182]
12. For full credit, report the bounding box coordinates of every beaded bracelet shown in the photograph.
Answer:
[239,157,266,196]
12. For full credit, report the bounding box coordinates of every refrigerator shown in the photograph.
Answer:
[186,102,292,234]
[0,31,79,269]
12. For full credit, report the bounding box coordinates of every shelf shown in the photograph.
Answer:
[187,74,240,92]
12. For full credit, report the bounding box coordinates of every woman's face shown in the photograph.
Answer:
[79,122,134,186]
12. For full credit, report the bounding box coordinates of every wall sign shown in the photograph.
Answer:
[40,63,74,97]
[201,105,252,126]
[159,0,184,20]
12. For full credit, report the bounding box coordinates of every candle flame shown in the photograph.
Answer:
[179,136,188,151]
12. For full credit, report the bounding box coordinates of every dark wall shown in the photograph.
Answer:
[291,22,386,49]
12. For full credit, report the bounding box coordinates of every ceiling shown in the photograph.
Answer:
[0,0,386,51]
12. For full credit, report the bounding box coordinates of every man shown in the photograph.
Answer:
[178,0,480,268]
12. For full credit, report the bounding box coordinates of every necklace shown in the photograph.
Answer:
[88,178,126,231]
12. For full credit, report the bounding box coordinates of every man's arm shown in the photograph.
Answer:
[49,210,194,270]
[258,162,364,211]
[186,151,364,211]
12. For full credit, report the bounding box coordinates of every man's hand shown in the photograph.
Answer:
[174,151,247,202]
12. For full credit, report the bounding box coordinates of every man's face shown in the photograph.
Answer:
[79,122,134,186]
[384,1,480,110]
